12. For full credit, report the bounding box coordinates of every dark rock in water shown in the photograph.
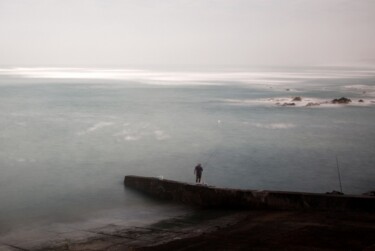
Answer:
[326,190,344,195]
[358,99,364,103]
[363,191,375,196]
[306,102,320,107]
[332,97,351,104]
[292,96,302,101]
[282,102,295,106]
[286,88,290,91]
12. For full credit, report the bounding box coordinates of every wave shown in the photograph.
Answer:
[113,123,170,142]
[78,121,114,135]
[154,130,170,141]
[344,85,375,97]
[224,97,375,108]
[247,123,296,129]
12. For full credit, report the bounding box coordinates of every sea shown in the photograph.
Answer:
[0,66,374,243]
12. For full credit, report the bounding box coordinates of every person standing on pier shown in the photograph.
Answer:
[194,163,203,183]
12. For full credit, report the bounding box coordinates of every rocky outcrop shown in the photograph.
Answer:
[124,175,375,212]
[292,96,302,101]
[332,97,351,104]
[282,102,295,106]
[326,190,344,195]
[363,191,375,196]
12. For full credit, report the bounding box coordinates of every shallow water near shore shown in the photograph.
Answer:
[0,66,374,241]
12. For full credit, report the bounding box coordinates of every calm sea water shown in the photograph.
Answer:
[0,66,374,237]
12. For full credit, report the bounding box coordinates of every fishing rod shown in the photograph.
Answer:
[202,120,223,168]
[198,150,218,185]
[335,156,343,193]
[202,149,218,168]
[196,120,223,184]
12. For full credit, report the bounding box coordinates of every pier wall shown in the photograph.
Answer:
[124,175,375,212]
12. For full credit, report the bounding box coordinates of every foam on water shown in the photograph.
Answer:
[78,121,115,135]
[110,122,171,142]
[344,84,375,97]
[246,123,296,129]
[224,97,375,108]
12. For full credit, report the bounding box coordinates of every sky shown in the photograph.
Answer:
[0,0,374,67]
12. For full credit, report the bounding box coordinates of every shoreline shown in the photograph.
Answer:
[138,210,375,251]
[30,209,247,251]
[18,209,375,251]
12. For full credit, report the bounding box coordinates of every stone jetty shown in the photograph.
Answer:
[124,175,375,212]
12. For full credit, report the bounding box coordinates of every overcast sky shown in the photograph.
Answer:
[0,0,374,67]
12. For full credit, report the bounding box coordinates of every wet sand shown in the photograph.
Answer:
[20,209,375,251]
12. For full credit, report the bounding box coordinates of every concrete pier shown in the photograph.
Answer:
[124,175,375,212]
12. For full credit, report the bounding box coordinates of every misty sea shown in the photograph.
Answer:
[0,66,374,240]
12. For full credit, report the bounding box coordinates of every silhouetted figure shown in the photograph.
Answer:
[194,163,203,183]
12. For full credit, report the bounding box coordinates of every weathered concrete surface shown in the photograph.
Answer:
[124,175,375,212]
